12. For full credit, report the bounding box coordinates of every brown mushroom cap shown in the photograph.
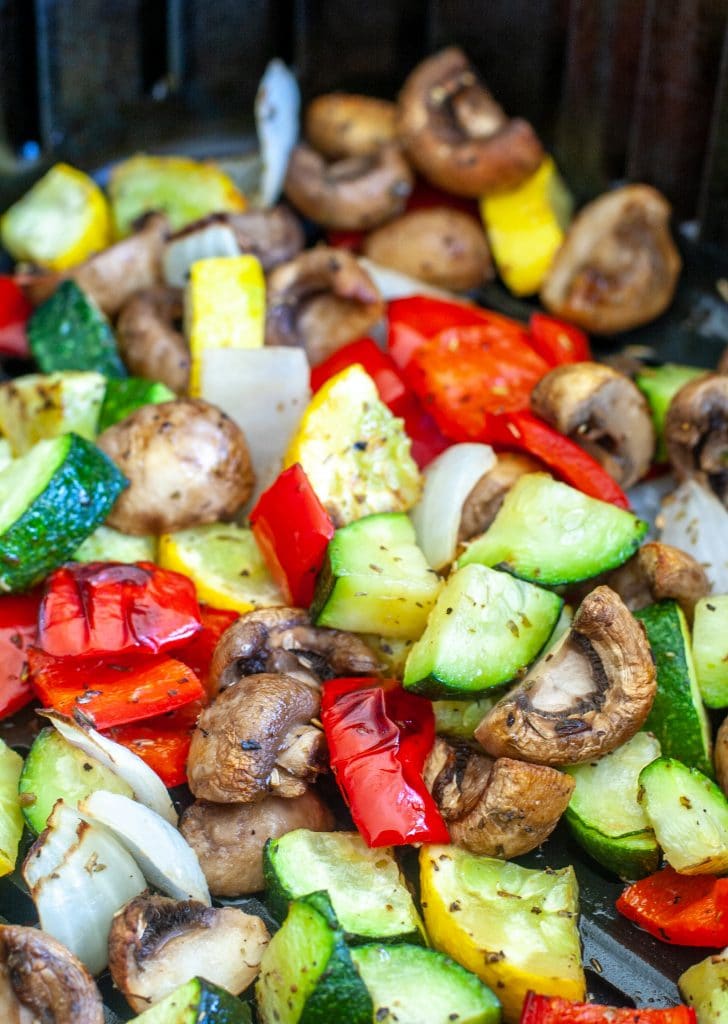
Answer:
[265,247,384,366]
[284,143,414,231]
[530,362,655,488]
[116,286,189,394]
[0,925,103,1024]
[306,93,399,159]
[719,347,728,375]
[458,453,543,544]
[396,47,543,197]
[540,184,682,334]
[664,373,728,504]
[169,206,305,273]
[475,585,656,766]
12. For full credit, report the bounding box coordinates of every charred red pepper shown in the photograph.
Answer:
[321,676,449,847]
[528,313,591,366]
[103,701,202,788]
[616,866,728,947]
[174,604,239,697]
[0,276,32,359]
[0,590,41,720]
[520,992,696,1023]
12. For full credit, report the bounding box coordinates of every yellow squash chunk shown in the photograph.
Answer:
[680,950,728,1023]
[0,740,24,877]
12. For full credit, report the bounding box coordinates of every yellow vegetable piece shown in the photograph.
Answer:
[420,844,586,1024]
[0,739,24,877]
[185,256,266,397]
[480,156,572,297]
[679,950,728,1023]
[0,163,110,270]
[158,522,284,613]
[285,364,421,527]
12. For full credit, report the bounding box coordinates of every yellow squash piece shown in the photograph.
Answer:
[679,950,728,1023]
[0,163,110,270]
[0,740,24,877]
[185,255,266,397]
[480,156,572,297]
[420,844,586,1024]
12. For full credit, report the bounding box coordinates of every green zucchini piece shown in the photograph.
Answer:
[635,363,704,461]
[403,563,562,697]
[72,524,157,564]
[565,732,661,879]
[349,944,501,1024]
[98,377,176,432]
[28,280,127,377]
[263,830,424,944]
[0,371,106,454]
[256,891,372,1024]
[0,433,128,591]
[311,513,441,639]
[679,951,728,1024]
[130,977,252,1023]
[0,739,24,877]
[692,595,728,708]
[433,697,496,741]
[634,602,713,776]
[458,473,647,585]
[0,441,12,474]
[18,728,133,834]
[638,757,728,874]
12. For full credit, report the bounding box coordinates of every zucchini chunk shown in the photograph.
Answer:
[28,280,127,377]
[0,371,106,454]
[0,740,24,877]
[433,697,497,742]
[73,524,157,564]
[98,377,175,432]
[679,951,728,1024]
[130,977,252,1023]
[635,363,704,461]
[692,595,728,708]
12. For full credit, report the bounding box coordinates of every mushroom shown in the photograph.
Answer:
[97,398,254,534]
[715,716,728,796]
[283,143,414,231]
[0,925,103,1024]
[540,185,682,334]
[305,93,399,159]
[530,362,655,488]
[265,247,385,365]
[166,206,305,275]
[664,374,728,505]
[187,673,326,803]
[458,453,543,543]
[719,346,728,375]
[180,790,335,897]
[396,47,543,197]
[108,893,269,1013]
[116,286,189,394]
[209,607,381,695]
[424,738,574,858]
[475,586,656,766]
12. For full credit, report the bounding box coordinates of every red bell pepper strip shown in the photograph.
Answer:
[38,561,202,660]
[0,590,42,720]
[387,295,512,370]
[616,866,728,946]
[174,604,239,698]
[0,276,32,359]
[520,992,696,1024]
[321,676,450,848]
[250,464,335,607]
[527,313,591,366]
[103,702,202,788]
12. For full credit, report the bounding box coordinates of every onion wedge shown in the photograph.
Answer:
[659,479,728,593]
[256,59,300,208]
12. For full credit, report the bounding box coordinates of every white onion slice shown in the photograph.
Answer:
[410,444,496,570]
[163,222,241,288]
[39,710,177,825]
[358,258,470,303]
[80,791,210,905]
[23,801,145,975]
[659,478,728,593]
[255,59,300,208]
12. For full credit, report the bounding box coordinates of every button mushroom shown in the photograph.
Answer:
[97,398,254,534]
[396,47,543,197]
[458,453,543,544]
[664,374,728,505]
[187,672,326,803]
[530,362,655,488]
[540,184,682,334]
[108,893,269,1013]
[0,925,103,1024]
[305,93,398,159]
[265,247,385,366]
[116,286,189,394]
[475,585,656,766]
[424,738,574,858]
[180,790,335,897]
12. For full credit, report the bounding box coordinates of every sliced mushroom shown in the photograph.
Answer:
[108,894,269,1013]
[0,925,103,1024]
[664,374,728,505]
[180,790,335,897]
[424,738,574,858]
[187,672,326,803]
[209,607,380,695]
[396,47,543,197]
[306,93,398,159]
[719,346,728,375]
[265,247,384,365]
[540,185,681,334]
[284,143,413,231]
[458,453,542,543]
[715,716,728,796]
[116,286,189,394]
[530,362,655,488]
[475,585,656,766]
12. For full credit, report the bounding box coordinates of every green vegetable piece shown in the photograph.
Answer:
[72,524,157,564]
[29,280,127,377]
[433,697,496,741]
[98,377,176,432]
[692,595,728,708]
[0,371,106,454]
[635,363,704,462]
[131,977,252,1023]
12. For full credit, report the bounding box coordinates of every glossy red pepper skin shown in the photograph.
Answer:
[0,276,32,359]
[103,702,202,788]
[321,676,449,847]
[616,866,728,946]
[387,295,511,370]
[528,313,591,366]
[520,992,696,1024]
[0,590,42,720]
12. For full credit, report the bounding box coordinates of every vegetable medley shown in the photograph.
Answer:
[0,44,727,1024]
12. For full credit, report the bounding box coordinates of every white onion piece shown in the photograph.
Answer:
[410,444,496,570]
[80,791,210,905]
[358,258,469,303]
[163,222,241,288]
[626,473,676,540]
[40,710,177,826]
[659,479,728,593]
[255,59,300,208]
[23,801,145,975]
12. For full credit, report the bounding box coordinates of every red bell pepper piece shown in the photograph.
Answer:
[38,562,202,660]
[616,866,728,946]
[527,313,591,366]
[387,295,510,370]
[520,992,696,1024]
[0,590,42,720]
[321,676,450,847]
[103,702,202,788]
[174,604,239,698]
[250,464,335,607]
[0,276,32,359]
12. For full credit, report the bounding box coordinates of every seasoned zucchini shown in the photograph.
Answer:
[433,697,496,741]
[635,363,704,462]
[72,524,157,564]
[98,377,175,432]
[679,951,728,1024]
[692,595,728,708]
[0,739,24,877]
[0,371,106,454]
[130,977,252,1023]
[28,281,126,377]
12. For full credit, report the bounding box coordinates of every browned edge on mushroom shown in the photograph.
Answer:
[664,373,728,505]
[475,585,657,766]
[458,452,543,544]
[396,47,543,198]
[116,285,189,394]
[265,247,385,365]
[305,93,399,159]
[167,206,305,274]
[540,184,682,334]
[108,893,269,1012]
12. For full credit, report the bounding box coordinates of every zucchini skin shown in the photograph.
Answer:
[29,280,127,378]
[133,977,252,1023]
